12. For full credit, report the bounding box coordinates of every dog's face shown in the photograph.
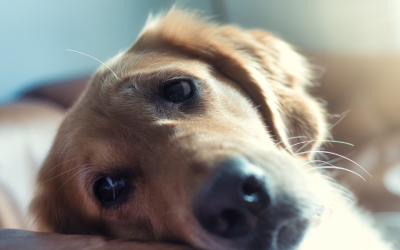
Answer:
[31,9,329,250]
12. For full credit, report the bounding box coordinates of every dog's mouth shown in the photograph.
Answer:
[188,156,320,250]
[187,210,314,250]
[271,218,311,250]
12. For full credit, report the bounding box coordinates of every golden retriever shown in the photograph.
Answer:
[30,8,393,250]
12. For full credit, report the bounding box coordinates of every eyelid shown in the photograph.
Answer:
[121,75,198,93]
[160,76,197,85]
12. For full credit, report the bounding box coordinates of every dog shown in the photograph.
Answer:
[30,8,393,250]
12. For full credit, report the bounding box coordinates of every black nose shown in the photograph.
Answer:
[194,157,270,238]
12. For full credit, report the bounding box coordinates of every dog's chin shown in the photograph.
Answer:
[187,215,312,250]
[267,217,311,250]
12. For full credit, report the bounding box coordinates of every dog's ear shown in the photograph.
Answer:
[139,9,327,155]
[245,29,328,154]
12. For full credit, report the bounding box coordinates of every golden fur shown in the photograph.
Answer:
[30,8,392,250]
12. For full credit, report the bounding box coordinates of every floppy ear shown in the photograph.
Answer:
[246,29,328,153]
[139,9,327,155]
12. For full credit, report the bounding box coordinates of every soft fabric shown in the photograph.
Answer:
[0,228,192,250]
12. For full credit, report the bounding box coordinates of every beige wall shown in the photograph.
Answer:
[221,0,397,53]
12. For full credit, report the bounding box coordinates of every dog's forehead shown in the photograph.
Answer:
[98,49,212,87]
[126,51,209,79]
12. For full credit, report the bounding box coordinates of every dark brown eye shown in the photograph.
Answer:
[95,177,125,203]
[163,80,193,103]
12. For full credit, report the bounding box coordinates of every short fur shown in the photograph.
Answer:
[30,8,392,250]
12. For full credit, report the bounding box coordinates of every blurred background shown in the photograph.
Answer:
[0,0,399,247]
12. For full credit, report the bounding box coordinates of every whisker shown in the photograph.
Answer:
[275,136,309,146]
[333,195,356,205]
[282,140,354,152]
[334,187,356,200]
[315,152,355,166]
[317,157,343,166]
[55,169,87,194]
[297,150,372,177]
[318,174,337,182]
[327,110,351,131]
[295,111,351,153]
[318,151,330,161]
[302,161,357,199]
[306,166,366,182]
[327,180,355,198]
[39,165,82,185]
[300,159,337,168]
[302,159,366,182]
[38,157,79,182]
[312,175,356,205]
[66,49,123,82]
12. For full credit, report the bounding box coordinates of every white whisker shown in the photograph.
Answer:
[39,157,79,182]
[297,150,372,177]
[327,180,355,197]
[55,169,87,194]
[328,110,351,131]
[295,111,351,153]
[282,140,354,152]
[302,159,366,182]
[334,187,356,200]
[39,165,82,185]
[300,159,337,168]
[316,153,354,166]
[66,49,123,82]
[316,174,356,201]
[318,151,330,161]
[306,166,366,182]
[275,136,309,146]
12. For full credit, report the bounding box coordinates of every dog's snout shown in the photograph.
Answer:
[194,157,270,238]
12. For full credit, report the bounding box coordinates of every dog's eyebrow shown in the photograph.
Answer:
[120,68,199,85]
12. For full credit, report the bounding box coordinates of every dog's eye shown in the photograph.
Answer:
[95,177,125,203]
[163,80,193,103]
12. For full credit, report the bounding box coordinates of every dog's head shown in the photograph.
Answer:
[31,9,329,250]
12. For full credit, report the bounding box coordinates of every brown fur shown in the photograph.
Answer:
[30,8,392,250]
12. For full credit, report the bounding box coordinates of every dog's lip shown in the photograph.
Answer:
[161,240,194,249]
[184,214,269,250]
[185,205,322,250]
[183,223,249,250]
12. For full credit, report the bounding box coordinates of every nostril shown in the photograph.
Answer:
[195,157,270,238]
[201,208,252,238]
[239,175,270,214]
[216,209,244,237]
[220,209,242,227]
[241,176,263,202]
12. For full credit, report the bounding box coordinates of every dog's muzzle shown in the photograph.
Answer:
[194,157,311,250]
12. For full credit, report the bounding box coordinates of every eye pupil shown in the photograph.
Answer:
[96,177,125,203]
[163,80,193,103]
